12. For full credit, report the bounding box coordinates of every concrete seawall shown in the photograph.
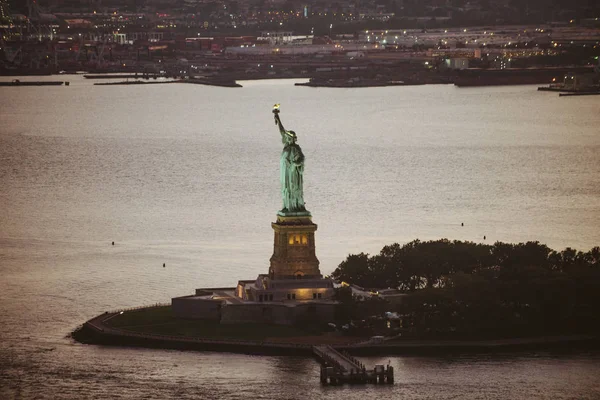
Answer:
[73,307,600,356]
[342,336,600,355]
[73,309,313,355]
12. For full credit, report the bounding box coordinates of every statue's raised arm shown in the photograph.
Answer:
[273,104,290,142]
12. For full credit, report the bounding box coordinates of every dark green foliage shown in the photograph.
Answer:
[332,240,600,338]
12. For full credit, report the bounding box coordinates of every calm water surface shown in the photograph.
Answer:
[1,77,599,399]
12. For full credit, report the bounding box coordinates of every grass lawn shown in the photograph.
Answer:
[105,306,320,340]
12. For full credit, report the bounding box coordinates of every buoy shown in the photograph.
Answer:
[163,263,166,268]
[461,222,464,226]
[483,235,486,240]
[111,241,114,246]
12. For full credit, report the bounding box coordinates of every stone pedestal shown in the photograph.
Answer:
[269,213,322,280]
[233,212,334,305]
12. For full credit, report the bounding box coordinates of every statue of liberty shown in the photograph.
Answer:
[272,104,309,215]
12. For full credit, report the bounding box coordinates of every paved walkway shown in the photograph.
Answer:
[213,290,243,304]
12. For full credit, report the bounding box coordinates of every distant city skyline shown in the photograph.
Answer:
[4,0,600,30]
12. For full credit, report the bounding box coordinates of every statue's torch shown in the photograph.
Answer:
[273,103,280,125]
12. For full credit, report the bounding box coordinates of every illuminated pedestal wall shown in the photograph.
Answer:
[236,214,335,303]
[269,214,321,280]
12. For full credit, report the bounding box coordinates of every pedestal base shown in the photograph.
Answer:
[270,212,320,280]
[277,210,311,218]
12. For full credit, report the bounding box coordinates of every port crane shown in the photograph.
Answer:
[26,0,54,41]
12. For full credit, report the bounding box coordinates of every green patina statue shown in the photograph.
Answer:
[273,104,309,215]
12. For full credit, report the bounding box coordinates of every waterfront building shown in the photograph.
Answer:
[444,58,468,69]
[258,31,294,44]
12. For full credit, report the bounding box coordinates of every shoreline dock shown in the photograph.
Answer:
[0,80,68,86]
[314,345,394,385]
[94,80,178,86]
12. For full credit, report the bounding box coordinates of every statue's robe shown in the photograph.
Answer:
[280,140,305,212]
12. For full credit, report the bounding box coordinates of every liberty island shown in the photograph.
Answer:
[67,91,600,390]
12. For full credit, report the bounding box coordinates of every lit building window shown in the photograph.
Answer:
[288,234,308,245]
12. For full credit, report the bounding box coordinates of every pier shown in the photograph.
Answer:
[313,345,394,385]
[0,80,67,86]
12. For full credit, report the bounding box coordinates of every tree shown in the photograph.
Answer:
[332,239,600,338]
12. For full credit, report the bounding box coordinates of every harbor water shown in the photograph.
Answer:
[1,76,599,399]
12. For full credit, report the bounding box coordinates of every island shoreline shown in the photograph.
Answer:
[72,308,600,356]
